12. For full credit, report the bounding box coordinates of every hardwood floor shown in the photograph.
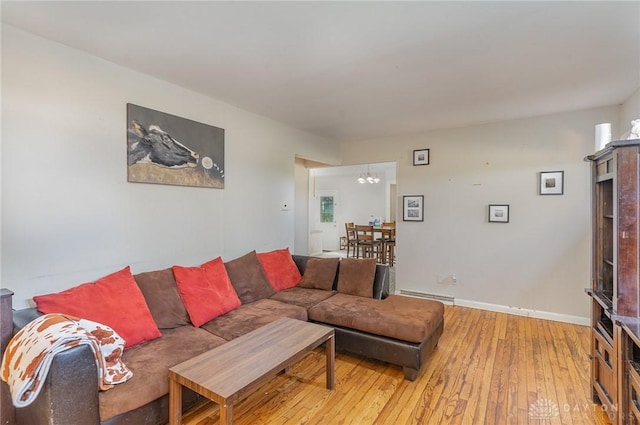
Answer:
[180,305,612,425]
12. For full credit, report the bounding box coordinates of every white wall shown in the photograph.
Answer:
[1,26,341,308]
[342,106,622,321]
[620,88,640,138]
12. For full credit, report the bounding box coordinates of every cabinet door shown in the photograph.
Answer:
[593,327,616,405]
[594,171,614,307]
[627,360,640,424]
[615,146,640,317]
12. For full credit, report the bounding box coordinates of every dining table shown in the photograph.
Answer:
[353,225,395,265]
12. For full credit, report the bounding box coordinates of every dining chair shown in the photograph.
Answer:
[355,225,382,262]
[345,223,359,258]
[380,227,396,266]
[374,223,395,265]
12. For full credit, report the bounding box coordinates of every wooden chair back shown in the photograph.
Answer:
[345,223,358,257]
[355,225,375,242]
[379,227,395,242]
[356,225,382,261]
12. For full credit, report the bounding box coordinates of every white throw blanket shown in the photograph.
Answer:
[1,313,133,407]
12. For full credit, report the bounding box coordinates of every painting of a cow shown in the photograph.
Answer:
[128,121,199,168]
[127,104,225,189]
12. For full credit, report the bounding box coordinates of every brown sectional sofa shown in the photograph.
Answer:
[7,253,444,425]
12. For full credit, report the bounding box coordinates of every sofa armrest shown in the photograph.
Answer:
[15,344,101,425]
[11,308,101,425]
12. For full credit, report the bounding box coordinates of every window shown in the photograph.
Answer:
[320,196,334,223]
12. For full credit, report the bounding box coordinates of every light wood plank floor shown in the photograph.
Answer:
[180,305,612,425]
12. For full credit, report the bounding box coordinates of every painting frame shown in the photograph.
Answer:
[488,204,510,223]
[413,149,430,166]
[539,171,564,195]
[403,195,424,222]
[127,103,225,189]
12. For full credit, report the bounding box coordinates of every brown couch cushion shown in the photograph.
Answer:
[224,251,275,304]
[308,294,444,344]
[270,287,337,310]
[201,299,307,341]
[98,326,226,421]
[134,268,190,329]
[298,257,339,290]
[336,258,376,298]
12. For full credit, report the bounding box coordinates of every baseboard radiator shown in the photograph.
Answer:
[398,290,455,304]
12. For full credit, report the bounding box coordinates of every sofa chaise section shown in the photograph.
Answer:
[308,293,444,380]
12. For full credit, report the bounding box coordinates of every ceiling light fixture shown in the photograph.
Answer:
[357,164,381,184]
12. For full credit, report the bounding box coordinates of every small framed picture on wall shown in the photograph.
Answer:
[539,171,564,195]
[413,149,430,166]
[403,195,424,221]
[488,204,509,223]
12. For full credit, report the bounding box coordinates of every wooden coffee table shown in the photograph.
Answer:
[168,317,335,425]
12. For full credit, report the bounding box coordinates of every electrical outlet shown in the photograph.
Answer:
[438,274,457,285]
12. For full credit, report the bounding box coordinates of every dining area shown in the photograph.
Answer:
[344,222,396,266]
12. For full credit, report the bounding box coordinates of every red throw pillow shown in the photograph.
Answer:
[173,257,241,327]
[33,266,162,348]
[257,248,302,291]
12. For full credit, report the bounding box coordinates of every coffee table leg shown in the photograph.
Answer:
[220,401,233,425]
[168,379,182,425]
[326,334,335,390]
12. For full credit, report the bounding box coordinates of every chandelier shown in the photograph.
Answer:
[357,165,380,184]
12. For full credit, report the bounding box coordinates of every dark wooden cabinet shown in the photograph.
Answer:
[587,139,640,425]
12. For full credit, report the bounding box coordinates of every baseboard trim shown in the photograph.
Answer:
[394,290,589,326]
[454,298,590,326]
[398,289,455,304]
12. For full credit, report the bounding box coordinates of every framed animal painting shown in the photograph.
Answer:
[127,103,225,188]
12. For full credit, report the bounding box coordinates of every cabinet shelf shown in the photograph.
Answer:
[596,172,614,183]
[587,288,613,313]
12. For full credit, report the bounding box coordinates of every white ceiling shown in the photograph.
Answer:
[2,1,639,142]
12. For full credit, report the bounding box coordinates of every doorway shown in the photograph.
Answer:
[305,162,396,254]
